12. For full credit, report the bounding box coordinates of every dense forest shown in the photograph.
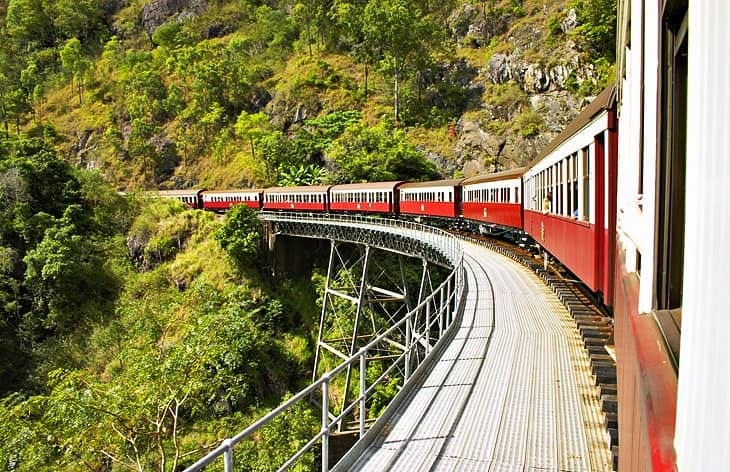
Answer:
[0,0,616,469]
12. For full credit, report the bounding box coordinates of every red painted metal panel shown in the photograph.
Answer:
[614,249,677,471]
[262,202,328,211]
[204,200,260,211]
[605,119,618,307]
[399,201,459,218]
[524,209,598,290]
[461,202,523,229]
[329,201,394,214]
[595,132,606,300]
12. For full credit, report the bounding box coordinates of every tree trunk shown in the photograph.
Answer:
[394,71,400,124]
[364,64,369,99]
[307,23,313,57]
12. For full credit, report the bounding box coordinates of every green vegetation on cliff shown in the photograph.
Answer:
[0,136,321,470]
[0,1,618,468]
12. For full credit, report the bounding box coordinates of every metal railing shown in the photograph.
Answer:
[184,214,464,472]
[260,212,463,266]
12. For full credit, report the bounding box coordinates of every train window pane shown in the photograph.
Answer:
[582,147,590,220]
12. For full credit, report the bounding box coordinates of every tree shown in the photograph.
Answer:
[362,0,435,123]
[59,38,90,105]
[234,110,272,162]
[327,118,440,183]
[330,0,378,98]
[278,163,327,186]
[22,205,118,335]
[214,204,263,268]
[51,0,104,42]
[569,0,617,61]
[5,0,55,49]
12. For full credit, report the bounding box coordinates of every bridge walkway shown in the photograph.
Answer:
[337,240,612,471]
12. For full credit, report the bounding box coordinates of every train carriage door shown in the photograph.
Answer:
[595,132,606,298]
[656,4,687,310]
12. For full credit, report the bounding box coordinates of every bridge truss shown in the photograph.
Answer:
[184,213,464,472]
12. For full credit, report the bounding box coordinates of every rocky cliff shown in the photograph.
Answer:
[445,2,602,176]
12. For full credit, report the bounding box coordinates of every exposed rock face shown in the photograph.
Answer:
[487,54,512,84]
[141,0,207,35]
[561,8,579,33]
[448,4,513,47]
[447,3,602,175]
[150,134,179,184]
[72,129,99,170]
[486,52,593,94]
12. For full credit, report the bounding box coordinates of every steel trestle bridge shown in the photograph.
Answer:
[184,213,611,472]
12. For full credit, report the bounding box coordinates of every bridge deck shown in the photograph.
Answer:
[340,241,612,471]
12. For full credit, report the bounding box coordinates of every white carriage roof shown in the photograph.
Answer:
[203,189,262,194]
[330,181,404,191]
[399,178,464,189]
[461,167,526,185]
[154,189,204,196]
[263,185,332,194]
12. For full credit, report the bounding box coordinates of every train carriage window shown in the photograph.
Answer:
[572,153,579,217]
[581,147,590,221]
[558,162,564,216]
[656,2,688,310]
[566,155,573,216]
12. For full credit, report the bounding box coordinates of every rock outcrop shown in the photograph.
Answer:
[141,0,207,35]
[446,3,602,175]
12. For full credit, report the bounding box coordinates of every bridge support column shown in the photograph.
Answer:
[312,240,432,433]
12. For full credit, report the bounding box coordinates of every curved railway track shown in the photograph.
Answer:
[338,240,613,471]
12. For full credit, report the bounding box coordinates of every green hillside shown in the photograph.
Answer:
[0,0,616,469]
[1,0,615,190]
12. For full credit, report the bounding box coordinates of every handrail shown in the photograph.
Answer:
[184,214,464,472]
[260,211,463,266]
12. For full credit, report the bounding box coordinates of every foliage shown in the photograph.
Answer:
[0,157,321,469]
[278,163,327,186]
[327,118,440,183]
[361,0,442,123]
[514,109,544,138]
[0,0,619,466]
[568,0,617,61]
[0,137,124,394]
[214,204,263,268]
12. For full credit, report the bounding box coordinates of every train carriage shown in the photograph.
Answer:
[329,181,403,214]
[522,86,617,300]
[461,168,525,229]
[201,189,262,211]
[262,185,330,212]
[398,179,463,219]
[155,189,204,209]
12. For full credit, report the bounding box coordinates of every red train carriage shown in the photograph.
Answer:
[262,185,330,212]
[460,168,525,229]
[201,189,263,211]
[329,181,403,214]
[398,179,463,219]
[522,86,617,301]
[156,189,204,209]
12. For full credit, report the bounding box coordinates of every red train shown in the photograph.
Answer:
[159,88,618,305]
[160,7,730,462]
